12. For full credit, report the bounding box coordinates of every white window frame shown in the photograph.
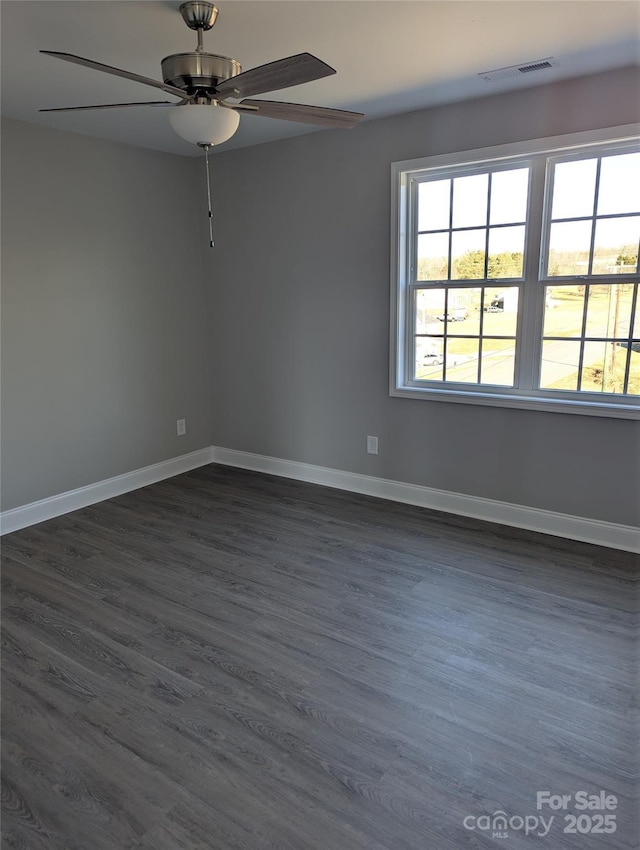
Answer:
[390,124,640,419]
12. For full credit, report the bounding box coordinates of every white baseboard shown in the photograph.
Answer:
[0,448,214,536]
[2,444,637,552]
[212,446,640,553]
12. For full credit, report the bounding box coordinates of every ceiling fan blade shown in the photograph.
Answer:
[40,51,187,98]
[238,99,364,128]
[40,101,175,112]
[215,53,335,99]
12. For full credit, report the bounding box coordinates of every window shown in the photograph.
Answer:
[391,126,640,418]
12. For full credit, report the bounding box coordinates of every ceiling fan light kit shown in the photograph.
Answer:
[168,103,240,145]
[40,0,364,244]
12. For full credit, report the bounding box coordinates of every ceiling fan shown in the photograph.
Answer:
[40,1,365,144]
[40,1,364,245]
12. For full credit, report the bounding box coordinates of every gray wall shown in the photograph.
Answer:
[1,118,212,511]
[2,68,638,526]
[205,67,640,526]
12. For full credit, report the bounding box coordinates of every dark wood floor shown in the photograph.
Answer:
[1,464,637,849]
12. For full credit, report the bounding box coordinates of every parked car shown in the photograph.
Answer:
[422,351,444,365]
[437,308,468,322]
[485,298,504,313]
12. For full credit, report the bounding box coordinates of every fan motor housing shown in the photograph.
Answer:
[161,53,241,92]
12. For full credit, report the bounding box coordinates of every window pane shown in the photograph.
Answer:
[543,286,586,337]
[452,174,488,228]
[585,284,635,338]
[551,158,597,219]
[479,339,516,386]
[581,340,626,393]
[415,336,444,380]
[418,179,451,231]
[416,288,445,333]
[445,338,479,383]
[488,226,525,278]
[483,288,519,335]
[626,347,640,394]
[592,216,640,275]
[597,152,640,215]
[581,341,607,392]
[417,233,449,281]
[451,230,486,279]
[490,168,529,225]
[547,220,592,276]
[540,340,582,390]
[446,287,480,334]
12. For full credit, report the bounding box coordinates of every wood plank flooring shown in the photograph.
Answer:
[1,463,637,849]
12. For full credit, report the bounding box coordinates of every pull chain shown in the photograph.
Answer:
[200,143,214,248]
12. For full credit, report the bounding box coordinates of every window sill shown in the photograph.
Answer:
[390,383,640,419]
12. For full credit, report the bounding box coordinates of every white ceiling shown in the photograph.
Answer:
[1,1,638,157]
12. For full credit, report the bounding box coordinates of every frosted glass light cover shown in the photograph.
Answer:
[169,104,240,145]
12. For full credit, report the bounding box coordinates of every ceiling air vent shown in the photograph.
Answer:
[479,58,555,82]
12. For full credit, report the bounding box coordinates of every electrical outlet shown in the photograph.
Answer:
[177,418,186,436]
[367,435,378,455]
